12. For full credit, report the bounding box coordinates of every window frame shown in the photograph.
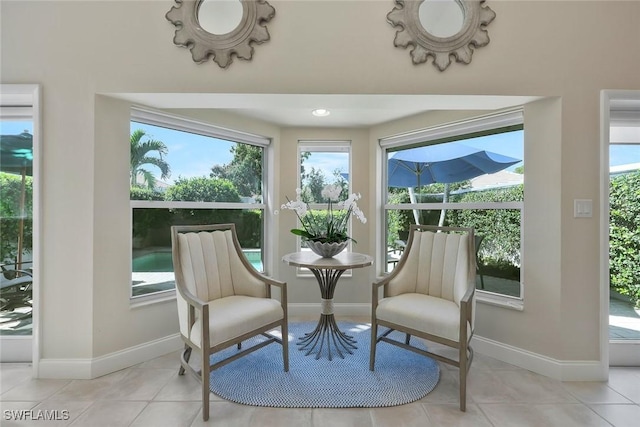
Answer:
[129,106,271,303]
[380,110,525,309]
[295,140,352,276]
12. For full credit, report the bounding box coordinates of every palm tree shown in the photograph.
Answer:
[130,129,170,189]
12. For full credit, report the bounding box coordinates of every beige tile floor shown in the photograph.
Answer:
[2,319,640,427]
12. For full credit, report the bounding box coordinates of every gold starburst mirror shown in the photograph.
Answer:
[387,0,496,71]
[166,0,275,69]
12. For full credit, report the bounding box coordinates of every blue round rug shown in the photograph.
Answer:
[209,321,440,408]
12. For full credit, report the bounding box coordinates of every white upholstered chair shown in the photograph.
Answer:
[171,224,289,421]
[370,225,476,411]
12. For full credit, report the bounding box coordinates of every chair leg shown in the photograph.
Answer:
[282,322,289,372]
[369,321,378,371]
[202,349,210,421]
[405,334,411,345]
[178,345,192,376]
[459,343,468,412]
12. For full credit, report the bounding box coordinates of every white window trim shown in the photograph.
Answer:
[380,109,524,307]
[0,106,33,119]
[130,107,271,304]
[380,109,523,149]
[131,106,270,147]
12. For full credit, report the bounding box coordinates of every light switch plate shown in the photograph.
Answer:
[574,199,593,218]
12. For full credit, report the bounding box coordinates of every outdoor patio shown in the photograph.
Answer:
[610,294,640,340]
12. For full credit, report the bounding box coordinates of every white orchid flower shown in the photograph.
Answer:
[282,187,365,244]
[321,184,342,201]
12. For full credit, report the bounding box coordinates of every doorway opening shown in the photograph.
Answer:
[602,90,640,367]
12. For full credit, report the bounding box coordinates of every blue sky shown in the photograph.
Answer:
[302,152,349,185]
[131,122,234,184]
[1,121,33,135]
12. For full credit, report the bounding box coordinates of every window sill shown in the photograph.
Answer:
[476,291,523,311]
[130,289,176,309]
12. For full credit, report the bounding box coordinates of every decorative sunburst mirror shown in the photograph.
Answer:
[166,0,275,69]
[387,0,496,71]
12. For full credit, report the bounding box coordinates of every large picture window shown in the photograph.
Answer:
[382,111,524,300]
[130,108,269,299]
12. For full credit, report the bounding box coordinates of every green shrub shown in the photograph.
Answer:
[609,170,640,308]
[130,186,164,201]
[447,185,523,267]
[0,172,33,263]
[164,177,240,202]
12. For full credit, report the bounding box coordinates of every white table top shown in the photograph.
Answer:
[282,251,373,270]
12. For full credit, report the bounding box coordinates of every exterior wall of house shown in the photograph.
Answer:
[1,0,639,377]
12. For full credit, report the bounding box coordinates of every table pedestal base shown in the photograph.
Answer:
[298,267,358,360]
[297,313,358,360]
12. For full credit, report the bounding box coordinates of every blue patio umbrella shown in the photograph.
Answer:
[388,143,520,224]
[388,143,520,188]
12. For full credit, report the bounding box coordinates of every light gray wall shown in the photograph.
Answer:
[2,0,639,372]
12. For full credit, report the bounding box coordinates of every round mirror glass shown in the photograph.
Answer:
[418,0,465,38]
[198,0,244,35]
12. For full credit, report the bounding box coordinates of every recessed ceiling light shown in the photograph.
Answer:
[312,108,331,117]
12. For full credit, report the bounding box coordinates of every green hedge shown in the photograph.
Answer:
[447,185,523,267]
[131,177,262,248]
[609,171,640,308]
[387,185,523,279]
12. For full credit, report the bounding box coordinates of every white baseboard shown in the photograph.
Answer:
[34,307,609,381]
[38,358,93,379]
[38,334,183,379]
[471,334,606,381]
[609,341,640,367]
[291,304,606,381]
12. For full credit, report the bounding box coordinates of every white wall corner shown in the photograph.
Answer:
[37,334,182,379]
[472,334,605,381]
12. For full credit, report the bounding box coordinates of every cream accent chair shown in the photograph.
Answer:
[370,225,476,411]
[171,224,289,421]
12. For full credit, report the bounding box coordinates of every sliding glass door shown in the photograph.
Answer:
[0,85,39,362]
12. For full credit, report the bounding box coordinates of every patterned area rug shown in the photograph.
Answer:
[209,321,440,408]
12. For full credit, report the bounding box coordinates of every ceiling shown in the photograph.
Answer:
[112,93,542,128]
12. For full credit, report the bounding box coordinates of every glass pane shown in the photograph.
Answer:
[132,208,264,297]
[385,208,521,298]
[1,120,34,336]
[609,143,640,340]
[300,150,349,203]
[130,122,264,203]
[386,131,524,204]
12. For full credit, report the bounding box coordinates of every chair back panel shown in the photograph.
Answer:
[176,229,266,302]
[388,229,471,304]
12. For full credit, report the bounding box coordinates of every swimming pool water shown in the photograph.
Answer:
[132,250,263,272]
